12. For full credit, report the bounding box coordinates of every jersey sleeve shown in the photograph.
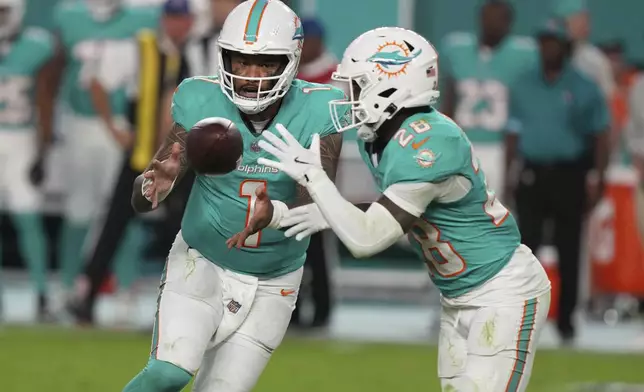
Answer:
[171,77,210,131]
[382,182,443,217]
[315,85,347,139]
[298,83,347,147]
[23,28,55,67]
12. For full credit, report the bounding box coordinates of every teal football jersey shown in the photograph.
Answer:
[54,3,159,117]
[441,32,538,143]
[172,77,346,278]
[359,109,521,298]
[0,28,54,129]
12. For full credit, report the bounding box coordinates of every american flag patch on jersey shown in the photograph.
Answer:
[227,299,242,314]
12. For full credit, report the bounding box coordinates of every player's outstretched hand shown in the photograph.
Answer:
[142,142,181,209]
[281,204,330,241]
[257,124,322,186]
[226,185,274,249]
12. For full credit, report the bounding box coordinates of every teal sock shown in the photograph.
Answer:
[11,213,48,294]
[58,221,89,289]
[114,222,145,290]
[122,358,192,392]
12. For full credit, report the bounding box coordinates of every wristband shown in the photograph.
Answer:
[268,200,289,229]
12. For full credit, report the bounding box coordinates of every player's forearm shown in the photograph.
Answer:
[592,131,610,183]
[37,52,64,155]
[89,79,116,131]
[35,64,55,156]
[304,168,404,258]
[504,133,519,182]
[293,133,343,207]
[131,123,189,213]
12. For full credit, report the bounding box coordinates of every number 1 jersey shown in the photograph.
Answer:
[172,77,346,278]
[358,109,521,298]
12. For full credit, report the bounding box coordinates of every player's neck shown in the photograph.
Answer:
[240,100,281,131]
[376,106,433,150]
[479,34,506,50]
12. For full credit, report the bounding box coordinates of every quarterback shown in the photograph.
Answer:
[235,27,552,392]
[123,1,345,391]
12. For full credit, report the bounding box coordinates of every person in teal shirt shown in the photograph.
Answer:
[441,0,538,195]
[46,0,159,299]
[504,19,610,344]
[0,0,56,321]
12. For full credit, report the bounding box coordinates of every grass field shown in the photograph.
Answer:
[1,326,642,391]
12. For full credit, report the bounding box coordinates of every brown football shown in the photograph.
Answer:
[186,117,243,175]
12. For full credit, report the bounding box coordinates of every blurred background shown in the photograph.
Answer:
[1,0,644,390]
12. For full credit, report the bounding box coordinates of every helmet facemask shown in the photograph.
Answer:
[218,48,298,115]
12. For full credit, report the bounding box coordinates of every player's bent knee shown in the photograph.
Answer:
[131,358,192,392]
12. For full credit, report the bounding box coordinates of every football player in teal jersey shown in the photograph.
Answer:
[242,27,551,392]
[47,0,158,299]
[0,0,56,321]
[440,0,537,195]
[122,1,344,391]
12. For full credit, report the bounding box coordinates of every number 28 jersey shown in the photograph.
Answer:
[359,109,521,298]
[172,77,346,278]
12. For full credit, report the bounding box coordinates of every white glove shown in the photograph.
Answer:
[257,123,323,186]
[281,203,330,241]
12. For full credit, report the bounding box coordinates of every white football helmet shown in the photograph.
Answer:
[329,27,440,142]
[86,0,122,22]
[0,0,24,40]
[217,0,303,114]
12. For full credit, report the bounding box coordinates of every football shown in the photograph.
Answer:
[186,117,243,175]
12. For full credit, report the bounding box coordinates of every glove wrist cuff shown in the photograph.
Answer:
[268,200,289,229]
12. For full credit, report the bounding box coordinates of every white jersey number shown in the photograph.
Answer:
[469,142,510,226]
[455,79,508,131]
[239,179,267,248]
[0,76,33,125]
[409,219,466,278]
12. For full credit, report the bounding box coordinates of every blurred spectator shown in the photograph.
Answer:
[290,16,337,329]
[441,0,537,196]
[66,0,199,325]
[45,0,158,303]
[553,0,615,98]
[600,41,638,149]
[0,0,57,320]
[504,20,610,344]
[182,0,239,75]
[297,18,337,85]
[626,72,644,177]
